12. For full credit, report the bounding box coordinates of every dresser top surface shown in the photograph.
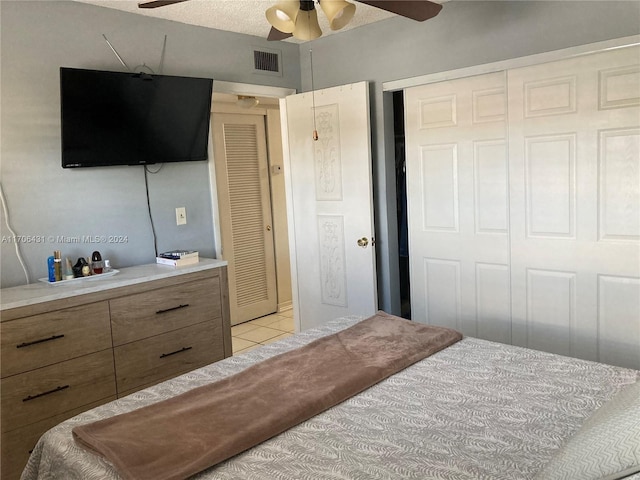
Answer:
[0,258,228,312]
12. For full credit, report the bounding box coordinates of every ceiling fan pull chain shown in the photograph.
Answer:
[310,49,319,141]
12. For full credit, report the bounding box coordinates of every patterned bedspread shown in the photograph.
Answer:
[22,316,639,480]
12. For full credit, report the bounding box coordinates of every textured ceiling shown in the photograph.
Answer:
[72,0,407,42]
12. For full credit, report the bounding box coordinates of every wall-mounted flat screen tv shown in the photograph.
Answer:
[60,67,213,168]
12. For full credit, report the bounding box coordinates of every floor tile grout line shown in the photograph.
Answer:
[232,325,294,336]
[231,314,294,355]
[232,329,293,340]
[231,331,295,355]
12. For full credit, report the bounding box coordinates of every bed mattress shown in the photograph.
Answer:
[22,316,639,480]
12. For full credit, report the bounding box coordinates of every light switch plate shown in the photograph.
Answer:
[176,207,187,226]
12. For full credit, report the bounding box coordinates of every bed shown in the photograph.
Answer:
[21,313,640,480]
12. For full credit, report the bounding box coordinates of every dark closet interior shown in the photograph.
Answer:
[393,91,410,319]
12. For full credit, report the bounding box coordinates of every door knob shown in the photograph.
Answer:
[266,225,272,232]
[357,237,369,248]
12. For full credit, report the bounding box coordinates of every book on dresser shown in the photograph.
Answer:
[156,251,199,267]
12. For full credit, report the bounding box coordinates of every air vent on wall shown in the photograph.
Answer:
[253,48,282,76]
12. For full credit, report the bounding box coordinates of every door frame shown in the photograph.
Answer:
[211,112,277,325]
[208,81,297,326]
[383,35,640,92]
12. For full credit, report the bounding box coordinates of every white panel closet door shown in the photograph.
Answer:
[285,82,377,331]
[508,46,640,369]
[405,72,510,339]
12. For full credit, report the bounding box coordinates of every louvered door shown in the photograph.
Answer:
[212,113,277,325]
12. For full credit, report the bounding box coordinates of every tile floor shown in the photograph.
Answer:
[231,309,295,355]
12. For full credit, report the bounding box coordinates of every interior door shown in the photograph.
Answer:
[285,81,377,331]
[212,113,278,326]
[405,72,510,340]
[508,46,640,368]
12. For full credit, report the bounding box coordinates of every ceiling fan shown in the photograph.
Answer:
[138,0,443,41]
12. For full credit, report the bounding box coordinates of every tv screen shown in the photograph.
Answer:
[60,67,213,168]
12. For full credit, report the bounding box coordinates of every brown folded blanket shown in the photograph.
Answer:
[72,311,462,480]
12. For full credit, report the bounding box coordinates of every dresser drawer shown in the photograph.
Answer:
[1,396,116,480]
[114,320,223,394]
[110,276,222,346]
[1,350,116,433]
[1,302,112,378]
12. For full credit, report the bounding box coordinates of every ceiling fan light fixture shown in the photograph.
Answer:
[320,0,356,31]
[293,7,322,41]
[265,0,299,34]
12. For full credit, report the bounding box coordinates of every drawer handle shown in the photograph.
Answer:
[160,346,193,359]
[16,334,65,349]
[156,304,190,315]
[22,385,70,402]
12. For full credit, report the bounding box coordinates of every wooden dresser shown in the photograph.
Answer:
[0,259,231,480]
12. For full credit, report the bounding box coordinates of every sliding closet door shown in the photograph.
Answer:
[405,72,510,340]
[508,46,640,369]
[405,46,639,369]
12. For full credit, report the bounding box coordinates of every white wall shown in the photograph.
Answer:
[0,0,300,288]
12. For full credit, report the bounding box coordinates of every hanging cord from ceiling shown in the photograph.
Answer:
[0,182,31,284]
[310,48,318,141]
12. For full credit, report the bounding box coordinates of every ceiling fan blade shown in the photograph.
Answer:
[356,0,442,21]
[268,27,294,41]
[138,0,189,8]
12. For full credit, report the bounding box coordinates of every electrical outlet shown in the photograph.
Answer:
[176,207,187,226]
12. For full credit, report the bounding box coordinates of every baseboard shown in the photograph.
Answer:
[277,301,292,313]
